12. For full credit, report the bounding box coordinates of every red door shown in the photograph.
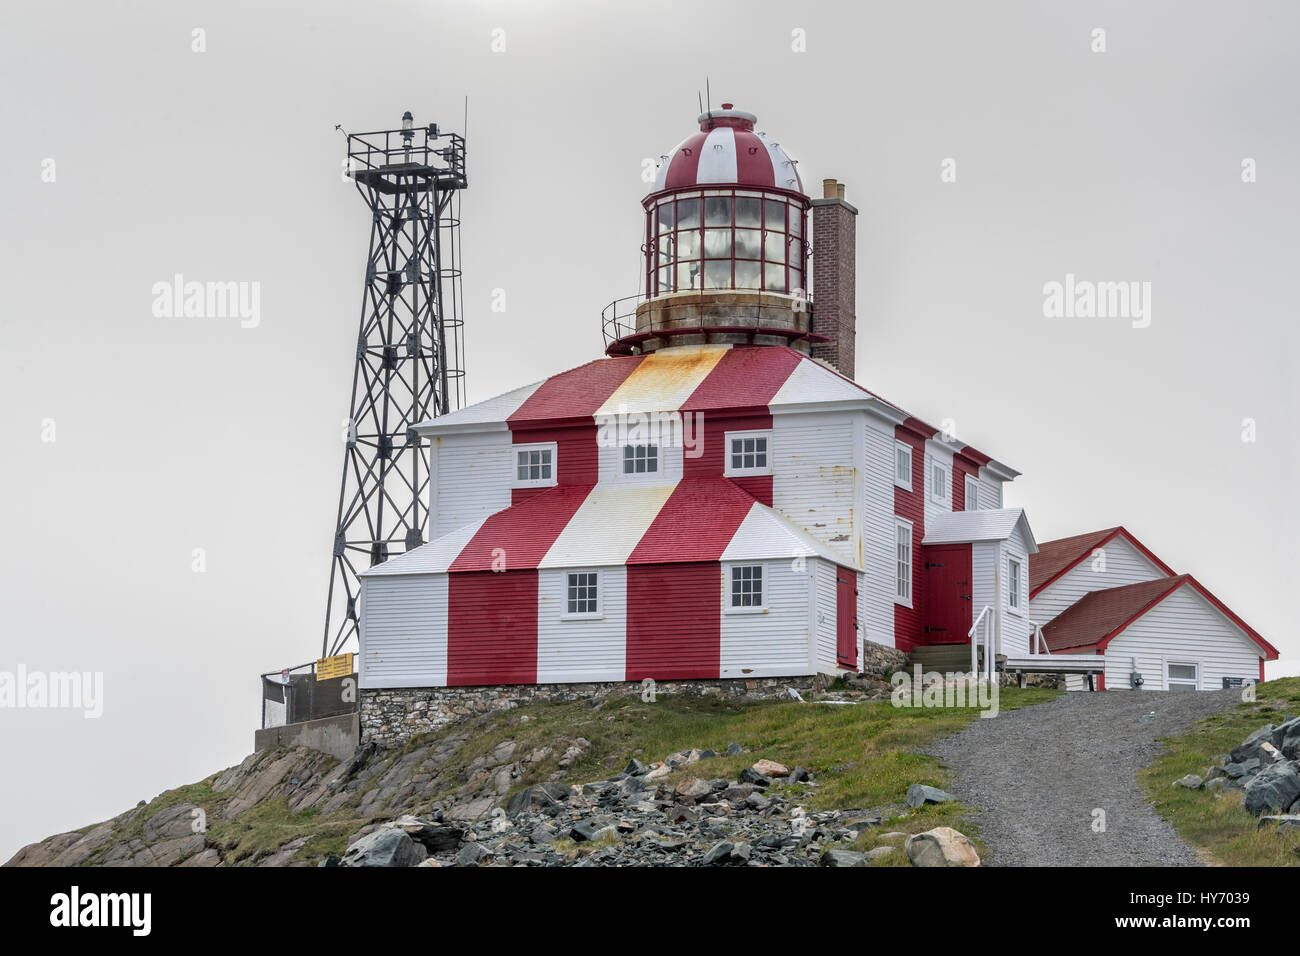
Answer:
[835,566,858,669]
[922,544,973,645]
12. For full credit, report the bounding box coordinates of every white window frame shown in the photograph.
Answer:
[512,442,558,489]
[562,569,602,619]
[724,429,773,477]
[620,442,661,479]
[894,517,913,607]
[894,441,913,491]
[964,474,980,511]
[1006,555,1024,615]
[930,460,949,505]
[725,563,766,613]
[1165,660,1200,692]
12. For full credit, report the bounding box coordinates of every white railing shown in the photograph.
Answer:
[1031,621,1048,655]
[969,605,995,684]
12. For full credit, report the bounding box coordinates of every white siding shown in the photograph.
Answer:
[536,567,627,683]
[812,558,839,674]
[1030,535,1166,625]
[971,541,999,640]
[975,469,1003,510]
[923,441,955,529]
[860,414,896,648]
[359,575,448,688]
[430,431,512,539]
[1102,585,1262,691]
[772,411,858,567]
[720,560,815,679]
[999,525,1033,657]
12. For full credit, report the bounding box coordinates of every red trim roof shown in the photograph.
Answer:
[1041,574,1278,659]
[1029,527,1175,598]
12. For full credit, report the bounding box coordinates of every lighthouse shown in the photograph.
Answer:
[603,104,855,377]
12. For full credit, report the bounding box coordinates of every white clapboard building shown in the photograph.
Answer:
[357,103,1276,695]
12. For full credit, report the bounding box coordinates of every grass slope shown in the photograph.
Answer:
[95,685,1058,866]
[1139,677,1300,867]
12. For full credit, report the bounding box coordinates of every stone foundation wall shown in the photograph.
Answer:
[360,675,825,749]
[860,641,909,678]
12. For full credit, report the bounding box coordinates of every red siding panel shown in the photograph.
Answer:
[447,569,538,686]
[510,424,599,487]
[626,562,720,680]
[952,457,976,512]
[683,408,775,505]
[893,423,928,652]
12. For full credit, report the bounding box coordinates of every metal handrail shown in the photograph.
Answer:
[600,289,817,353]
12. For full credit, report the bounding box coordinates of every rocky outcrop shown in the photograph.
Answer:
[1186,716,1300,818]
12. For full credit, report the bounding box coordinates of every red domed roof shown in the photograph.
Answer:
[652,104,804,195]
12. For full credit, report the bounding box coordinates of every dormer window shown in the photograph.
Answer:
[725,430,772,477]
[512,442,557,488]
[622,443,659,475]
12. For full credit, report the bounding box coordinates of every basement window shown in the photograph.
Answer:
[622,443,659,476]
[894,518,913,607]
[564,571,601,618]
[513,443,557,488]
[1167,661,1199,692]
[728,564,764,611]
[894,441,912,490]
[725,430,772,477]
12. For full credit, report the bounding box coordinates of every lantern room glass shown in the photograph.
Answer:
[648,189,807,297]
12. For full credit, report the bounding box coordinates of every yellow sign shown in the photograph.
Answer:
[316,653,354,681]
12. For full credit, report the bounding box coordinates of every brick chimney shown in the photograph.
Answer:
[811,178,858,378]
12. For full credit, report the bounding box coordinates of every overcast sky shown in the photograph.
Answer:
[1,0,1297,860]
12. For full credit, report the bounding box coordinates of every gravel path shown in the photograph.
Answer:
[926,688,1242,866]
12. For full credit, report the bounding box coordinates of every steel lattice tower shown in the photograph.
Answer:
[324,113,467,657]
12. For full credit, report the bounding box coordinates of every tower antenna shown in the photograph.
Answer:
[323,114,469,657]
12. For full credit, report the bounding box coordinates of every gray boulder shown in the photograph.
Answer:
[819,848,867,867]
[906,784,957,807]
[1230,724,1275,764]
[1172,774,1204,790]
[340,827,427,867]
[1243,761,1300,816]
[506,782,570,817]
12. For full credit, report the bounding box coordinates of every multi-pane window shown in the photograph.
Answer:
[566,571,599,616]
[726,432,771,475]
[513,444,556,487]
[931,462,949,504]
[965,474,980,511]
[516,448,552,482]
[622,443,659,475]
[1008,558,1023,610]
[1167,662,1198,692]
[894,442,912,490]
[895,519,912,605]
[730,565,763,609]
[649,189,806,296]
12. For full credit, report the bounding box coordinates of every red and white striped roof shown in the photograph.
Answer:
[653,104,804,194]
[365,476,843,577]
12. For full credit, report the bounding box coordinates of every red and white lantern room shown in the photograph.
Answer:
[356,104,1276,708]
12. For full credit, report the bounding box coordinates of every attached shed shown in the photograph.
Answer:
[920,508,1038,656]
[1039,574,1277,691]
